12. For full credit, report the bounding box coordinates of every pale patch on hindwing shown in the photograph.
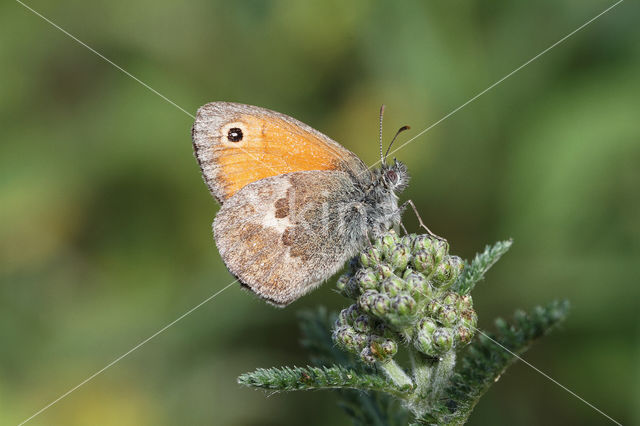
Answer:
[213,170,368,306]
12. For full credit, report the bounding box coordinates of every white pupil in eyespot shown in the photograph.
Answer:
[227,127,243,142]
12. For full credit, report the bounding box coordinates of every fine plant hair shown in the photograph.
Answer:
[238,231,569,424]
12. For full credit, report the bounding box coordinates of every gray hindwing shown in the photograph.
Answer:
[213,170,369,306]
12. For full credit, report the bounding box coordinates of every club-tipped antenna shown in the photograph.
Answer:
[379,104,386,164]
[384,125,411,163]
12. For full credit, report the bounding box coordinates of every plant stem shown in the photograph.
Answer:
[378,359,414,391]
[429,351,456,401]
[408,350,457,417]
[411,352,433,400]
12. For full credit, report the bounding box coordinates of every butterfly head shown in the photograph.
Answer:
[379,159,409,193]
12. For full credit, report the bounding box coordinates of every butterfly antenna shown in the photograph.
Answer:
[379,104,386,164]
[384,125,411,163]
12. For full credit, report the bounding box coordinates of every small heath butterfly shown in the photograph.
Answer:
[192,102,411,306]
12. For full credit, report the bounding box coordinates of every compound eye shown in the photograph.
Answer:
[386,169,398,184]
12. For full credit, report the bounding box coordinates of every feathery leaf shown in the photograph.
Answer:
[238,365,409,397]
[453,239,513,294]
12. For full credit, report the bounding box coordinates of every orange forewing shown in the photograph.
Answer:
[213,115,342,198]
[192,102,366,203]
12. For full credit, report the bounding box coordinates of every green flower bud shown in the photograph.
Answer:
[400,234,416,250]
[370,336,398,362]
[456,325,474,345]
[360,290,392,317]
[380,229,400,259]
[412,250,436,275]
[403,269,428,295]
[425,299,440,317]
[380,338,398,356]
[431,261,456,289]
[360,246,381,268]
[391,293,417,317]
[414,331,436,356]
[336,274,350,293]
[401,268,416,279]
[406,272,433,300]
[333,326,360,353]
[442,292,461,310]
[353,332,369,349]
[460,294,473,310]
[358,289,378,310]
[360,347,377,364]
[417,317,438,335]
[371,294,392,316]
[381,232,397,249]
[432,327,454,352]
[345,303,361,318]
[379,277,406,297]
[355,268,379,291]
[437,304,458,327]
[412,235,435,252]
[378,263,394,279]
[388,245,410,271]
[353,314,373,333]
[336,305,357,327]
[430,239,449,264]
[461,308,478,329]
[448,255,464,281]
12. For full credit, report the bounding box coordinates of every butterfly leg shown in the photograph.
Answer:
[401,199,445,241]
[365,231,375,250]
[399,222,409,236]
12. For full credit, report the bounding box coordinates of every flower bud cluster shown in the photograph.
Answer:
[333,304,398,364]
[333,230,477,363]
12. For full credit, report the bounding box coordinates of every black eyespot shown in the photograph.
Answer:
[227,127,243,142]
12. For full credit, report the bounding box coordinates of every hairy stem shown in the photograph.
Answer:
[429,351,456,401]
[409,351,457,416]
[378,359,414,391]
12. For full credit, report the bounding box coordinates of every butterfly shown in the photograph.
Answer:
[191,102,416,306]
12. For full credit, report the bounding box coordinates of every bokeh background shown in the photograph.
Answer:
[1,1,638,425]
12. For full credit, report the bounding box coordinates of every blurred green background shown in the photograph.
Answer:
[1,1,638,425]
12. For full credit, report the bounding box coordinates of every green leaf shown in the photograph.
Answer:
[238,365,408,397]
[453,239,513,294]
